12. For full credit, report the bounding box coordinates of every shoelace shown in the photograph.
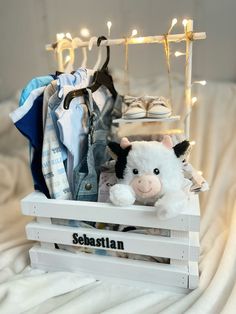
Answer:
[147,96,170,110]
[124,96,146,110]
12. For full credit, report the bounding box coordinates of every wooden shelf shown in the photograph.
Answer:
[113,116,180,124]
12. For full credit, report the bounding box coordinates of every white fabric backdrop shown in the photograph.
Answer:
[0,77,236,313]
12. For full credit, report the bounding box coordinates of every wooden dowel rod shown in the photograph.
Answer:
[46,32,206,51]
[184,20,194,139]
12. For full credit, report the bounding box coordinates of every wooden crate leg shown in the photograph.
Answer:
[188,261,199,289]
[170,231,199,289]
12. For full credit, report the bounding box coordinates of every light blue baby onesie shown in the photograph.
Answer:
[19,75,53,107]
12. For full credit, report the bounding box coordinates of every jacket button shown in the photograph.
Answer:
[85,183,92,190]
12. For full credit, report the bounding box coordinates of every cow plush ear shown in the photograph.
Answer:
[107,140,132,160]
[107,142,122,160]
[108,140,132,179]
[120,137,131,149]
[173,140,190,158]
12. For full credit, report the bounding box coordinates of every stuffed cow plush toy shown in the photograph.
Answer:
[108,136,190,219]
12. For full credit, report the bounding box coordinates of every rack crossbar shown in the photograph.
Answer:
[46,32,206,51]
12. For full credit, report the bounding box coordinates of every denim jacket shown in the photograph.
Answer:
[73,87,122,202]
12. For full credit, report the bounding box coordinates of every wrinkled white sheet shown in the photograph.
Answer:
[0,77,236,313]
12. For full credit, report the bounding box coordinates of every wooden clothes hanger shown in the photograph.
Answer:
[55,38,75,72]
[63,36,117,110]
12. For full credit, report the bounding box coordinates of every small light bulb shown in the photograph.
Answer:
[65,32,72,40]
[107,21,112,29]
[198,170,203,176]
[80,28,90,38]
[131,29,138,37]
[182,19,188,27]
[171,18,178,27]
[194,80,207,86]
[107,21,112,37]
[190,141,196,146]
[56,33,65,41]
[192,97,197,105]
[175,51,185,57]
[168,18,178,34]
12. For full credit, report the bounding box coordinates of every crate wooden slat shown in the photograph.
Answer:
[29,246,190,288]
[21,191,201,290]
[26,222,199,261]
[21,192,200,231]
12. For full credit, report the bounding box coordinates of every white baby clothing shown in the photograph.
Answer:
[42,91,72,200]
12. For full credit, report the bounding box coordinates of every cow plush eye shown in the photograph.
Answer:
[133,169,139,175]
[153,168,160,175]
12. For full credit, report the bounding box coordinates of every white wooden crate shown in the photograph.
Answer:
[21,191,200,291]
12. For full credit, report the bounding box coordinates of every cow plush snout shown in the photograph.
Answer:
[131,175,161,199]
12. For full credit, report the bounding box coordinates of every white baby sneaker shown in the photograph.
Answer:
[146,96,171,118]
[123,96,146,119]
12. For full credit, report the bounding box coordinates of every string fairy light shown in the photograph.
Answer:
[174,51,186,57]
[56,33,65,41]
[163,27,173,106]
[65,32,72,40]
[124,37,129,94]
[168,18,178,34]
[107,21,112,37]
[190,140,196,146]
[163,36,171,73]
[123,28,138,95]
[131,29,138,37]
[182,19,188,36]
[198,170,203,176]
[192,97,197,105]
[193,80,207,86]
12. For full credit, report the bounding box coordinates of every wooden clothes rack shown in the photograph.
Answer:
[46,19,206,139]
